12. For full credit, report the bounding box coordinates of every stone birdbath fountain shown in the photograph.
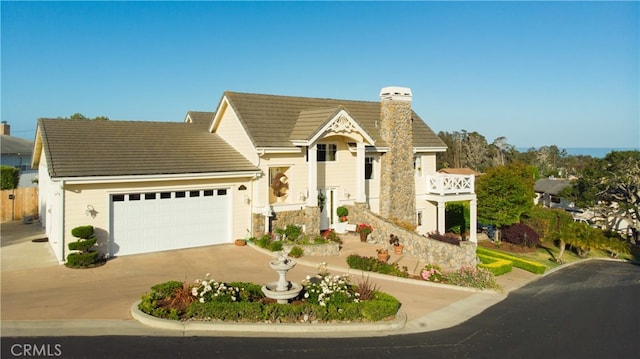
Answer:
[261,251,303,304]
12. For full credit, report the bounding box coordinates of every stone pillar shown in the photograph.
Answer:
[379,86,416,224]
[303,206,320,235]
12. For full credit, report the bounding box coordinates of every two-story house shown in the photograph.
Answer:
[33,86,477,264]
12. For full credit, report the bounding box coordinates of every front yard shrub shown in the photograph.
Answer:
[288,246,304,258]
[346,254,409,278]
[477,254,513,276]
[268,240,283,252]
[502,223,541,247]
[477,246,546,274]
[420,264,445,282]
[139,280,184,319]
[66,225,100,268]
[360,292,401,321]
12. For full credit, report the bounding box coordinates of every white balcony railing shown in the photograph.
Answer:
[426,174,475,195]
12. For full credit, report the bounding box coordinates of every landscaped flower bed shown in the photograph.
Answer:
[251,227,342,256]
[138,265,400,323]
[346,254,502,290]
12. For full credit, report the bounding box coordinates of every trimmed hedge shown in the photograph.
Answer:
[477,253,513,276]
[0,165,20,190]
[185,292,399,323]
[346,254,409,278]
[477,247,546,274]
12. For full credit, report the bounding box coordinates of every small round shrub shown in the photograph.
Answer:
[268,240,283,252]
[336,206,348,217]
[288,246,304,258]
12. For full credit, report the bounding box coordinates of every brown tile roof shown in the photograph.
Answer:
[223,91,446,149]
[1,135,34,155]
[37,119,258,178]
[185,111,215,126]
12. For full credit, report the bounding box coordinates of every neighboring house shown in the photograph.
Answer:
[1,121,37,187]
[534,178,577,211]
[438,167,481,176]
[33,87,477,264]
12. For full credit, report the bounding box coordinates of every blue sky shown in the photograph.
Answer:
[2,1,638,149]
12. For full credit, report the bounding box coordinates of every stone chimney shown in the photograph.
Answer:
[379,86,416,225]
[0,121,10,136]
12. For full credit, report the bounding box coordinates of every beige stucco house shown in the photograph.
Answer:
[33,86,477,264]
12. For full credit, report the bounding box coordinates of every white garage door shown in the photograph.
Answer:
[110,188,230,256]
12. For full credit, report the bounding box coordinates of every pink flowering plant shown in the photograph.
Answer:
[421,264,444,282]
[355,223,374,235]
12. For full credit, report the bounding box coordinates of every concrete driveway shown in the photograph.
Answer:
[0,220,537,336]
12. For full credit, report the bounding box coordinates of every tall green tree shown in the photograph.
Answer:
[476,162,535,241]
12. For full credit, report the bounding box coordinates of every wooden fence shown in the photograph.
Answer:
[1,187,38,223]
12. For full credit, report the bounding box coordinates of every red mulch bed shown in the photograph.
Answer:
[477,240,538,254]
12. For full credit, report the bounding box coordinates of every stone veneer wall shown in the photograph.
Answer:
[379,96,416,225]
[270,207,321,235]
[348,203,476,270]
[251,213,265,237]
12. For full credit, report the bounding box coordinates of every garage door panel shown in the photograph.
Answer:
[111,188,231,256]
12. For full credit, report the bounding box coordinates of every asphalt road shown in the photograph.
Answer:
[2,261,639,359]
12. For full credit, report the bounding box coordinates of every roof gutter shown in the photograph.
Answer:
[55,170,261,185]
[255,147,302,154]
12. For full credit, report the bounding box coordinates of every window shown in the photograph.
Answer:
[160,192,171,199]
[129,194,141,201]
[217,189,227,196]
[317,143,337,162]
[365,157,374,180]
[203,190,214,196]
[189,191,200,197]
[112,194,125,202]
[145,193,156,200]
[416,211,423,226]
[175,191,186,198]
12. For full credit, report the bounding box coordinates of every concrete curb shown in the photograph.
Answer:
[131,301,407,336]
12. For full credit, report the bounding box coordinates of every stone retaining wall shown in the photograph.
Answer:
[347,203,477,270]
[282,242,340,257]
